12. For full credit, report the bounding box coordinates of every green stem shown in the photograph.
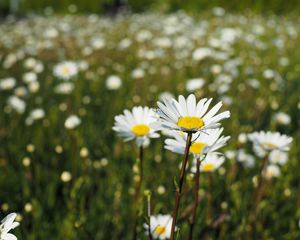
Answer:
[132,145,144,240]
[188,156,201,240]
[170,132,193,240]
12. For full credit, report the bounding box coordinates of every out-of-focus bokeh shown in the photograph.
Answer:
[0,0,300,239]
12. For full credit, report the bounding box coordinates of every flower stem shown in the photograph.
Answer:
[188,156,201,240]
[132,145,144,240]
[207,172,213,225]
[170,132,193,240]
[248,153,269,234]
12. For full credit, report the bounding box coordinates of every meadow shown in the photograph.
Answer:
[0,9,300,239]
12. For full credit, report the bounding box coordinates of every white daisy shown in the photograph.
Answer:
[65,115,81,129]
[145,214,173,240]
[53,61,78,80]
[191,153,225,173]
[0,213,19,240]
[113,106,160,147]
[165,128,230,157]
[154,94,230,133]
[269,150,288,165]
[263,164,280,179]
[248,131,292,156]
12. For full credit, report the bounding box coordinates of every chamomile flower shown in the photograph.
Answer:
[269,150,288,165]
[113,106,160,147]
[0,213,19,240]
[248,131,292,157]
[263,164,280,179]
[53,61,78,80]
[154,94,230,133]
[191,153,225,173]
[145,214,173,240]
[165,128,230,157]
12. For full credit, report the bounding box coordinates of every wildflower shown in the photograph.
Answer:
[64,115,81,129]
[248,131,292,157]
[165,128,230,157]
[263,165,280,179]
[0,213,19,240]
[7,96,26,114]
[61,171,72,182]
[0,78,16,91]
[106,75,122,90]
[269,150,288,165]
[113,106,159,147]
[186,78,205,92]
[273,112,291,125]
[53,61,78,80]
[192,153,225,173]
[145,215,173,240]
[154,94,230,133]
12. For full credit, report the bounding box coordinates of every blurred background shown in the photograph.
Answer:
[0,0,300,240]
[1,0,300,15]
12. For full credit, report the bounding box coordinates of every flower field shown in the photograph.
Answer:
[0,9,300,239]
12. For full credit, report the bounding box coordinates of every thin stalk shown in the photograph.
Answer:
[207,172,213,225]
[132,145,144,240]
[147,192,153,240]
[248,153,269,234]
[188,156,201,240]
[170,132,193,240]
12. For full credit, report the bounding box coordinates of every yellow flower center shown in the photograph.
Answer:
[190,142,207,155]
[177,116,204,131]
[261,142,277,149]
[63,66,71,74]
[131,124,150,137]
[154,226,166,235]
[202,163,215,172]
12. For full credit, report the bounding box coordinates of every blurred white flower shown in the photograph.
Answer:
[54,82,75,94]
[53,61,78,80]
[198,153,225,172]
[23,72,37,84]
[192,48,212,61]
[24,58,37,70]
[186,78,205,92]
[236,149,255,168]
[131,68,145,79]
[65,115,81,129]
[44,28,59,38]
[248,131,292,156]
[273,112,291,125]
[7,96,26,114]
[238,133,247,144]
[269,150,288,165]
[0,78,16,90]
[106,75,122,90]
[29,108,45,120]
[61,171,72,182]
[264,164,280,179]
[0,212,19,240]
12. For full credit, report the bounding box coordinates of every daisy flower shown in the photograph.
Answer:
[248,131,292,156]
[53,61,78,80]
[154,94,230,133]
[191,153,225,173]
[0,213,19,240]
[113,106,160,147]
[164,128,230,157]
[263,164,280,179]
[269,150,288,165]
[144,214,173,240]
